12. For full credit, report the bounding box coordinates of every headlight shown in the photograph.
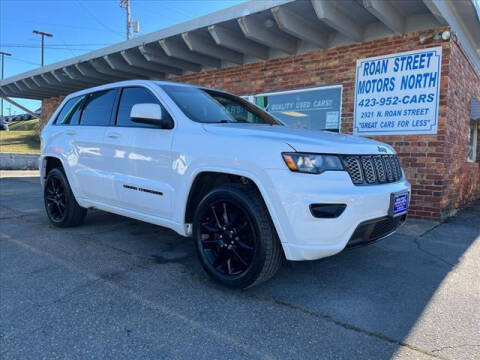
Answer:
[282,153,343,174]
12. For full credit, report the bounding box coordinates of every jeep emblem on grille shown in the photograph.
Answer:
[377,146,388,153]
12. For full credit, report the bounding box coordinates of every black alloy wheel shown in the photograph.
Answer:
[45,175,67,222]
[193,184,283,289]
[44,168,87,227]
[198,200,256,276]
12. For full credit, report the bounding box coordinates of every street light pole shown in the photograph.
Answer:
[32,30,53,66]
[0,51,12,119]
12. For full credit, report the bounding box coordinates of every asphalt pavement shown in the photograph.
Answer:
[1,172,479,360]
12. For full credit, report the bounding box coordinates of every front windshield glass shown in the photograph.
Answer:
[160,84,282,125]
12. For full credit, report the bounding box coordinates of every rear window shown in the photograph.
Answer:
[55,96,84,125]
[80,89,117,126]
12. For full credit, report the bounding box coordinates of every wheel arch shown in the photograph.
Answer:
[43,156,64,174]
[184,171,255,224]
[182,168,287,245]
[40,156,65,184]
[40,155,83,206]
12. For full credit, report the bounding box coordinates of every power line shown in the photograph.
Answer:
[0,43,111,47]
[0,18,125,34]
[72,0,144,46]
[156,2,198,22]
[8,56,41,66]
[0,45,97,51]
[74,0,125,38]
[57,37,82,57]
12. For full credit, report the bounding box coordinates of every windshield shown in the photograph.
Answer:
[159,84,282,125]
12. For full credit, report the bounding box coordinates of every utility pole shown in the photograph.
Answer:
[120,0,132,40]
[32,30,53,66]
[0,51,12,120]
[120,0,139,40]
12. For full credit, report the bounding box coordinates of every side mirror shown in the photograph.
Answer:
[130,103,173,129]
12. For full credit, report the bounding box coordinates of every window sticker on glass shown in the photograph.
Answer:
[325,111,339,129]
[255,86,342,132]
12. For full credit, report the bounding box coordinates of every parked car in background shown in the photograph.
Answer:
[14,114,31,121]
[40,80,410,288]
[0,118,8,131]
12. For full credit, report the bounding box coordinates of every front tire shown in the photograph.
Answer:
[44,168,87,228]
[193,184,283,289]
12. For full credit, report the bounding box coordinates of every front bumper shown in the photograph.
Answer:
[264,169,410,261]
[346,214,406,248]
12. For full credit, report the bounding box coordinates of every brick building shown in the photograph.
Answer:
[1,0,479,220]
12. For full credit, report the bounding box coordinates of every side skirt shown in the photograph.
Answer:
[78,198,186,236]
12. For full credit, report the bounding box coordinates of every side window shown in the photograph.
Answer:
[116,87,172,128]
[80,89,117,126]
[55,96,84,125]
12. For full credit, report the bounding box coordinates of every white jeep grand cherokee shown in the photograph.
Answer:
[40,80,410,288]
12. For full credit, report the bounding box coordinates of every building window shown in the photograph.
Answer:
[467,120,478,162]
[253,85,342,132]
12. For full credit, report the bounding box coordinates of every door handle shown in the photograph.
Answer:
[65,130,76,135]
[107,133,120,139]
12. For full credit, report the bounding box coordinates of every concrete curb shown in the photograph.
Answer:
[0,153,39,170]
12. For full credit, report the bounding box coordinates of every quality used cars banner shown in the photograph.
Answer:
[353,46,442,136]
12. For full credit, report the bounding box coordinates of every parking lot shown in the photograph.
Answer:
[1,172,479,360]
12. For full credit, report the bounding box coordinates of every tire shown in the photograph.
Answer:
[193,184,283,289]
[44,168,87,228]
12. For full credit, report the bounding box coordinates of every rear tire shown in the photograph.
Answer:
[193,184,283,289]
[44,168,87,228]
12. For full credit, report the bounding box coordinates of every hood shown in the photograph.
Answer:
[203,124,395,155]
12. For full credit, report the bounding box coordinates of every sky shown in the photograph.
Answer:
[0,0,245,115]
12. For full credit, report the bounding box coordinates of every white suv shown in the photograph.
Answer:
[40,80,410,288]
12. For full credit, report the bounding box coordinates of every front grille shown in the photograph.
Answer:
[342,154,402,185]
[343,156,364,183]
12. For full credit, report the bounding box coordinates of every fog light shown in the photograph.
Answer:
[310,204,346,219]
